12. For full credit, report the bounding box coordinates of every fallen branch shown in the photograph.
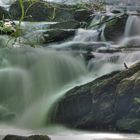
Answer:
[124,62,128,69]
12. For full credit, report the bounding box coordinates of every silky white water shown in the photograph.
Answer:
[0,1,140,139]
[0,46,128,140]
[124,15,140,37]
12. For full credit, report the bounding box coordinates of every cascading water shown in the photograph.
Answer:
[120,15,140,47]
[73,29,100,42]
[1,1,140,139]
[0,47,88,128]
[124,15,140,37]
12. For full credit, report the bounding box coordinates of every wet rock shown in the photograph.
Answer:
[0,6,9,20]
[97,47,121,53]
[9,1,93,22]
[49,20,80,29]
[9,1,75,22]
[103,14,128,42]
[83,50,95,62]
[74,9,92,22]
[49,62,140,133]
[3,135,51,140]
[43,29,76,44]
[111,9,123,14]
[116,118,140,133]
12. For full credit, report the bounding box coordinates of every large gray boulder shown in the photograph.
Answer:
[49,62,140,133]
[9,1,80,22]
[9,1,92,22]
[9,1,75,22]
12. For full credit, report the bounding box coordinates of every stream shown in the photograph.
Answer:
[0,0,140,140]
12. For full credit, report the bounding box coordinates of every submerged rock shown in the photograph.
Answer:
[49,62,140,133]
[3,135,51,140]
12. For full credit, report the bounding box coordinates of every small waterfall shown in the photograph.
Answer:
[0,47,88,128]
[88,50,140,74]
[124,15,140,37]
[118,51,140,64]
[73,29,100,42]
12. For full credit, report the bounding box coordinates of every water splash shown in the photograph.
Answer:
[0,47,88,128]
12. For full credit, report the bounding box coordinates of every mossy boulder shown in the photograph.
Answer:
[49,62,140,133]
[116,118,140,133]
[103,14,128,42]
[43,29,76,44]
[9,1,92,22]
[9,1,75,22]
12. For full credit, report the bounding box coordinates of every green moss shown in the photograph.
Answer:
[117,118,140,132]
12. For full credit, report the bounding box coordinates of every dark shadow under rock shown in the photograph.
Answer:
[3,135,51,140]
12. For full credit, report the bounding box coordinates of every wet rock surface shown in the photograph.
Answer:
[9,1,74,22]
[97,47,121,53]
[3,135,51,140]
[9,1,92,22]
[43,29,76,44]
[104,14,128,42]
[49,62,140,133]
[49,20,80,29]
[74,9,92,22]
